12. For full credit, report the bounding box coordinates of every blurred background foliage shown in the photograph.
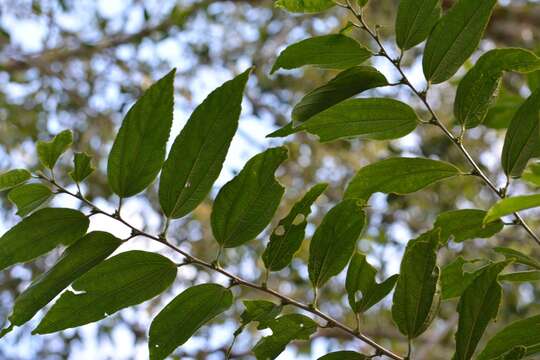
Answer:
[0,0,539,359]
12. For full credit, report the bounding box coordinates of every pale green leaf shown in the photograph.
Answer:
[37,130,73,170]
[0,169,31,191]
[211,147,287,248]
[159,69,250,219]
[435,209,503,243]
[0,208,89,271]
[8,183,52,216]
[499,270,540,282]
[69,152,94,183]
[34,250,177,334]
[308,199,365,288]
[494,247,540,270]
[107,69,175,198]
[274,0,334,13]
[484,195,540,224]
[149,284,232,360]
[522,162,540,187]
[395,0,441,50]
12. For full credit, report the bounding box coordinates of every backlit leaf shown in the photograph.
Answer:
[159,69,250,219]
[522,162,540,187]
[435,209,503,244]
[8,183,52,216]
[107,69,175,198]
[274,0,334,13]
[37,130,73,170]
[395,0,441,50]
[149,284,232,360]
[494,247,540,270]
[211,147,287,248]
[484,195,540,224]
[69,152,94,183]
[0,169,31,191]
[240,300,282,329]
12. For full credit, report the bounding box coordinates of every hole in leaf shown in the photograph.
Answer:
[292,213,305,225]
[274,225,285,236]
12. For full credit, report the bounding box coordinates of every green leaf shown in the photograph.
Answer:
[308,199,365,289]
[454,261,510,360]
[392,230,440,339]
[149,284,232,360]
[346,252,398,313]
[292,98,418,142]
[395,0,441,50]
[240,300,282,329]
[7,231,121,329]
[318,351,369,360]
[493,347,527,360]
[69,152,94,183]
[501,89,540,177]
[252,314,317,360]
[477,315,540,360]
[484,195,540,224]
[483,90,523,130]
[494,247,540,270]
[34,250,177,334]
[211,147,287,248]
[522,162,540,187]
[499,270,540,283]
[345,157,461,200]
[0,208,89,271]
[454,48,540,129]
[440,256,487,300]
[262,183,327,271]
[37,130,73,170]
[274,0,334,13]
[159,69,250,219]
[107,69,175,198]
[8,183,52,216]
[435,209,503,244]
[291,66,388,124]
[267,122,295,138]
[271,35,372,74]
[423,0,497,84]
[0,169,31,191]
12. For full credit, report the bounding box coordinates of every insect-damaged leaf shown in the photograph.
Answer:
[274,0,335,13]
[0,169,31,191]
[395,0,441,50]
[107,69,175,198]
[70,152,94,183]
[292,98,418,142]
[263,183,327,271]
[159,69,251,219]
[6,232,121,331]
[8,183,52,217]
[423,0,497,84]
[454,48,540,129]
[454,261,510,360]
[253,314,317,360]
[435,209,503,244]
[501,89,540,178]
[271,35,372,74]
[37,130,73,170]
[392,230,440,339]
[345,157,461,201]
[34,250,176,334]
[308,199,365,289]
[346,252,398,313]
[0,208,89,271]
[211,147,287,248]
[484,194,540,224]
[149,284,232,360]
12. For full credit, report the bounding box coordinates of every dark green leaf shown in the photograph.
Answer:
[477,314,540,360]
[292,98,418,142]
[423,0,497,84]
[291,66,388,124]
[211,147,287,248]
[159,69,250,219]
[240,300,282,329]
[253,314,317,360]
[454,261,510,360]
[484,195,540,224]
[149,284,232,360]
[37,130,73,169]
[494,247,540,270]
[107,69,175,198]
[271,35,372,74]
[308,199,365,288]
[0,169,31,191]
[8,183,52,216]
[262,183,327,271]
[69,152,94,183]
[435,209,503,244]
[345,157,461,200]
[395,0,441,50]
[501,89,540,177]
[274,0,334,13]
[318,351,369,360]
[392,230,440,339]
[34,250,177,334]
[0,208,89,271]
[494,347,527,360]
[499,270,540,282]
[7,231,121,329]
[454,48,540,128]
[346,252,398,313]
[483,90,523,130]
[440,256,487,300]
